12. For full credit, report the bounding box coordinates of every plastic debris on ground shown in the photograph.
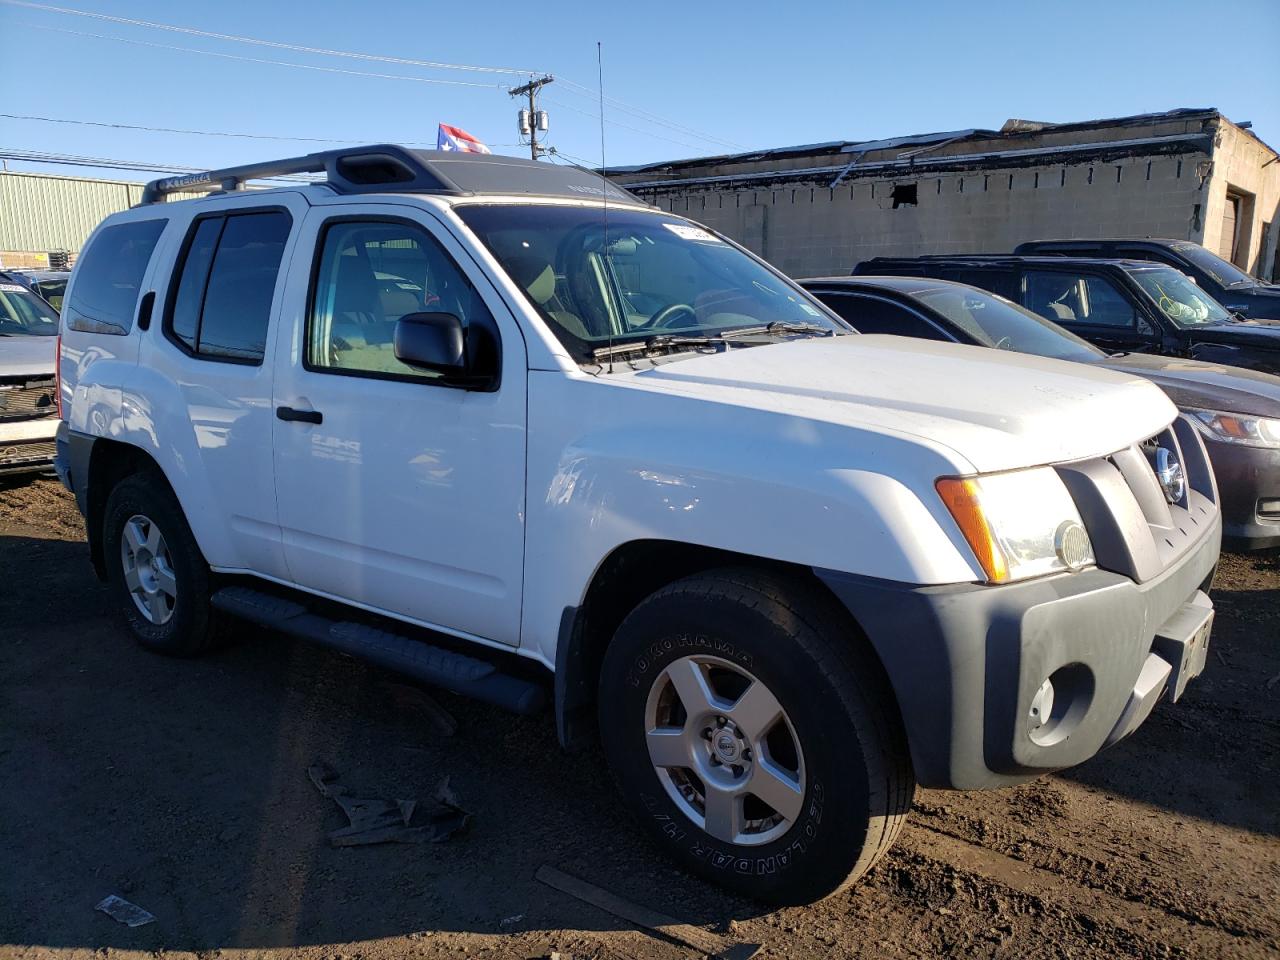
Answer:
[308,762,470,846]
[95,894,156,927]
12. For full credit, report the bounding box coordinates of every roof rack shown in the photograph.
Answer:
[139,143,641,205]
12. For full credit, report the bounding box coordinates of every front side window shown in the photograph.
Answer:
[66,219,166,334]
[912,285,1103,362]
[165,210,292,363]
[1130,266,1234,328]
[0,282,60,336]
[306,219,494,381]
[1023,271,1141,329]
[456,204,843,361]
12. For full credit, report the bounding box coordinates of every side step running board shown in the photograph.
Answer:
[211,586,546,715]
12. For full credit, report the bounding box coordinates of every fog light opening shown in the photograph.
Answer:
[1028,663,1095,747]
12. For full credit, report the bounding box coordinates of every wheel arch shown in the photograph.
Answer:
[553,538,903,752]
[82,437,184,579]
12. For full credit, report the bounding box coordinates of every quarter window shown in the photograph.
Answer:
[306,219,494,382]
[165,210,292,364]
[65,219,166,334]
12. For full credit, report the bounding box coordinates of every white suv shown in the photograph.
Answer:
[56,146,1221,904]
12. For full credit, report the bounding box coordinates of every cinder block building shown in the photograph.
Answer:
[607,108,1280,281]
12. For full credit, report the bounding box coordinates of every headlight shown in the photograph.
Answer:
[936,468,1095,584]
[1188,409,1280,448]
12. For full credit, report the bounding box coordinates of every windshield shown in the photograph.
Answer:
[33,279,67,312]
[912,285,1104,362]
[0,282,60,336]
[1169,241,1257,289]
[1129,266,1234,327]
[456,204,845,360]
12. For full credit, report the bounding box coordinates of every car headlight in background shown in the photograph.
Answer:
[1188,409,1280,448]
[936,468,1095,584]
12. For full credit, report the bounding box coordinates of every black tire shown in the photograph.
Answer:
[102,470,222,657]
[598,567,914,905]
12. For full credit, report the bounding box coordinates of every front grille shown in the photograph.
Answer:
[1056,416,1218,584]
[0,439,55,467]
[0,377,57,421]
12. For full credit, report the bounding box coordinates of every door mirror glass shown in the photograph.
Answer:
[394,312,465,371]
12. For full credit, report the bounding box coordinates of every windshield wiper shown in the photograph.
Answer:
[591,334,728,361]
[720,321,835,340]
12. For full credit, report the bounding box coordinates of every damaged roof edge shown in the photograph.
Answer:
[605,107,1221,177]
[618,133,1214,192]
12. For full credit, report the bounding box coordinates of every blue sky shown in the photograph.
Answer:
[1,0,1277,182]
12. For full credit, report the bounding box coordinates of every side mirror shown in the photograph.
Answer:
[394,312,465,372]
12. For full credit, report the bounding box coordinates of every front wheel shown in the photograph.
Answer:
[598,569,914,905]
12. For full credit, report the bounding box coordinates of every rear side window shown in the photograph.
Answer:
[819,293,948,340]
[65,219,166,334]
[165,210,292,364]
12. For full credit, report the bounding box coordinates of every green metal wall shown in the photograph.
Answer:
[0,171,148,252]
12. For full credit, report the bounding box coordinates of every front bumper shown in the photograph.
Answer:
[817,505,1221,790]
[1203,436,1280,550]
[0,417,58,475]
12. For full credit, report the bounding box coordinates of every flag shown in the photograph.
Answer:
[437,124,491,154]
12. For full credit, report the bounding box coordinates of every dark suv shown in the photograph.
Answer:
[853,255,1280,375]
[1014,239,1280,321]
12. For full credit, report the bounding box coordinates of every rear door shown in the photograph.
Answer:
[142,195,307,579]
[271,203,528,646]
[1021,267,1161,354]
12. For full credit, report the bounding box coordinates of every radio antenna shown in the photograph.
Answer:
[597,41,614,373]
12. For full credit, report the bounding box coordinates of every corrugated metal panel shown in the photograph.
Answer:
[0,172,208,252]
[0,172,139,251]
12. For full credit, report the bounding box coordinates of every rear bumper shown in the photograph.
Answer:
[816,508,1221,790]
[1204,436,1280,550]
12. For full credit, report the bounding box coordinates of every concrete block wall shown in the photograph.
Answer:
[1203,120,1280,277]
[653,153,1209,277]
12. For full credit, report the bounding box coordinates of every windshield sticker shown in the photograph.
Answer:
[797,302,822,317]
[0,284,27,293]
[662,223,721,243]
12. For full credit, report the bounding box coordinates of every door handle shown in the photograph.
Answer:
[276,405,323,424]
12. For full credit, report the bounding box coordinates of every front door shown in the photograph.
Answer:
[1021,268,1161,354]
[271,204,528,645]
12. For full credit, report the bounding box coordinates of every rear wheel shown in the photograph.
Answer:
[598,568,914,905]
[103,472,222,656]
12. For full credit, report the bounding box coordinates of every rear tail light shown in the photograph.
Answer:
[55,333,62,418]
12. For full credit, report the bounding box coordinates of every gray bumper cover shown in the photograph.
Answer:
[816,509,1220,790]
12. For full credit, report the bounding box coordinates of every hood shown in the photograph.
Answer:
[0,336,57,379]
[1099,353,1280,419]
[627,335,1176,473]
[1224,285,1280,321]
[1187,320,1280,349]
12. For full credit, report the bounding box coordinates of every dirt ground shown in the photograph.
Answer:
[1,476,1278,960]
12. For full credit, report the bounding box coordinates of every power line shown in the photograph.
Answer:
[0,147,315,182]
[8,0,742,154]
[541,96,707,151]
[0,112,435,146]
[2,0,541,76]
[19,22,508,89]
[556,78,744,151]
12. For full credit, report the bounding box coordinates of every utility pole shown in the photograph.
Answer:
[509,75,553,160]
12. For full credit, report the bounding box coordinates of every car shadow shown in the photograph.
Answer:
[0,532,768,954]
